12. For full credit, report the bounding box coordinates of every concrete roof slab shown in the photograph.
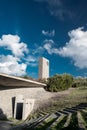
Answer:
[0,74,46,88]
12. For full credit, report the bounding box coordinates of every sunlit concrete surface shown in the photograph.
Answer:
[0,74,46,119]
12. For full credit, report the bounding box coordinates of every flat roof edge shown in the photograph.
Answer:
[0,73,47,86]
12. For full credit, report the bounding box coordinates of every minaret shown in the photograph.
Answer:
[38,57,49,79]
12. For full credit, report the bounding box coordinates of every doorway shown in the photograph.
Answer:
[16,103,23,120]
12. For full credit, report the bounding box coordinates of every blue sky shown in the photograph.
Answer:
[0,0,87,78]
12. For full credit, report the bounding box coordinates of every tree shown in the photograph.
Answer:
[46,73,73,92]
[72,77,87,87]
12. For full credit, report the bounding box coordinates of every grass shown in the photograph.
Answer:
[81,110,87,128]
[61,112,79,130]
[34,87,87,116]
[51,116,67,130]
[10,86,87,130]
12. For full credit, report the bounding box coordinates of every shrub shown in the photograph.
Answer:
[47,73,73,92]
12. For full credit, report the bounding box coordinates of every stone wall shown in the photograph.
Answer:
[0,87,53,118]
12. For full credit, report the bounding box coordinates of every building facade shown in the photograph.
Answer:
[38,57,49,79]
[0,74,46,120]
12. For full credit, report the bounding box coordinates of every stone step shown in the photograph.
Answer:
[58,110,70,115]
[61,112,79,130]
[80,110,87,127]
[63,113,72,128]
[39,111,48,115]
[11,105,87,130]
[36,117,57,130]
[64,108,77,113]
[21,115,45,129]
[55,111,64,116]
[26,114,50,129]
[11,115,45,129]
[48,115,65,130]
[77,111,86,130]
[34,113,57,129]
[46,117,59,130]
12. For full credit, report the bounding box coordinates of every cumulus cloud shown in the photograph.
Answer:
[44,27,87,69]
[0,34,28,57]
[0,55,27,75]
[0,34,29,76]
[42,30,55,37]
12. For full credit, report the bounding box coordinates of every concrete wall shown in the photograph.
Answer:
[22,99,35,120]
[0,87,52,118]
[39,57,49,79]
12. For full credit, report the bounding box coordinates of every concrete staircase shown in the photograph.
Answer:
[10,103,87,130]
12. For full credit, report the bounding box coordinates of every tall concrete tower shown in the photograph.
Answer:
[38,57,49,79]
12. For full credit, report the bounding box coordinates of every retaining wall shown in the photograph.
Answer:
[0,87,52,118]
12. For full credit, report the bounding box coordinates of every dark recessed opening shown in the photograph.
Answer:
[16,103,23,120]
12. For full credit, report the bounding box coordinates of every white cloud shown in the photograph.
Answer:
[44,43,52,54]
[25,55,38,67]
[27,56,37,62]
[0,55,27,75]
[0,34,28,57]
[33,46,44,55]
[0,34,29,76]
[32,39,54,55]
[43,39,55,54]
[42,30,55,37]
[44,27,87,69]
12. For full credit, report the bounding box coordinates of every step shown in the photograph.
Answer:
[63,113,72,128]
[27,114,50,129]
[34,113,57,129]
[46,117,59,130]
[59,110,70,115]
[64,108,77,113]
[49,115,65,130]
[77,111,86,130]
[55,111,64,116]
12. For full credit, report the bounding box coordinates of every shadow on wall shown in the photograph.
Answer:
[0,108,7,120]
[0,85,38,91]
[12,97,15,117]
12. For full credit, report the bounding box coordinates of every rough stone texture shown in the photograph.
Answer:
[0,87,53,118]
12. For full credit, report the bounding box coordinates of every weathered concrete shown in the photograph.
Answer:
[0,87,50,118]
[0,73,46,87]
[13,95,35,120]
[0,74,47,119]
[22,99,35,120]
